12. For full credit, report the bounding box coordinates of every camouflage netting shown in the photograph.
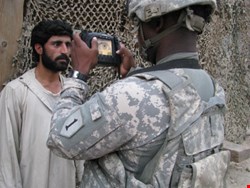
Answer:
[198,0,250,143]
[13,0,147,95]
[12,0,249,143]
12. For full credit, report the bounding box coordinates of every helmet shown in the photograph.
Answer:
[128,0,217,22]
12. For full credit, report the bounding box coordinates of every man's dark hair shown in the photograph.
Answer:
[31,19,73,63]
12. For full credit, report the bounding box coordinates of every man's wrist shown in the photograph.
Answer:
[69,70,89,82]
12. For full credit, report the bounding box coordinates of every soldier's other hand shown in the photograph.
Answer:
[71,32,98,75]
[116,43,136,78]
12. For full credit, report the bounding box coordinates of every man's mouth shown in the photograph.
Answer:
[56,54,70,63]
[57,59,67,62]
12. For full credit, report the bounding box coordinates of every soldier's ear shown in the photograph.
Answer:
[155,17,164,33]
[34,43,43,55]
[148,17,164,33]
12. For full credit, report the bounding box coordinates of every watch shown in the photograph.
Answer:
[69,70,89,82]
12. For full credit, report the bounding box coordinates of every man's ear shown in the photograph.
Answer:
[34,43,43,55]
[150,17,164,33]
[156,17,165,32]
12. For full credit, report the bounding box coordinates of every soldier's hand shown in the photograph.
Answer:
[116,43,136,78]
[71,32,98,75]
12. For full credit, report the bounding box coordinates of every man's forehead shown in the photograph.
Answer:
[48,35,72,42]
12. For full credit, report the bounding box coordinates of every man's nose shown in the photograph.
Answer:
[60,43,70,54]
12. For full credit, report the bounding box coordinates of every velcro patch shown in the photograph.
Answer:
[60,110,84,138]
[90,102,102,121]
[144,4,161,21]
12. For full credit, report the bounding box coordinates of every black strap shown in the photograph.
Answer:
[127,58,201,77]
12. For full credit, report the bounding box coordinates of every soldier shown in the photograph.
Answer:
[47,0,230,187]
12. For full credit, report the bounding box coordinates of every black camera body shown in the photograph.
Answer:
[79,30,121,66]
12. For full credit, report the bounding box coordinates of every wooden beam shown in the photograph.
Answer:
[0,0,24,91]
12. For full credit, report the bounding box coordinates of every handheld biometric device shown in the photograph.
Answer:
[80,30,121,66]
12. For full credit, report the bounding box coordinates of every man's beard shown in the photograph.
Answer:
[41,50,70,72]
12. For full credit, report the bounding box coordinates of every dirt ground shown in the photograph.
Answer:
[225,130,250,188]
[226,159,250,187]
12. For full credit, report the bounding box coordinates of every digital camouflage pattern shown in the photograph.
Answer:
[178,150,230,188]
[47,60,229,187]
[128,0,217,22]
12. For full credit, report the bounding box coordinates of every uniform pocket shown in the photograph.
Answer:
[178,150,230,188]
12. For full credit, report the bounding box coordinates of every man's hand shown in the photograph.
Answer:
[71,33,99,75]
[116,43,136,78]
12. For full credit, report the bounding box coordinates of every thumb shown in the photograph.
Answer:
[91,37,98,50]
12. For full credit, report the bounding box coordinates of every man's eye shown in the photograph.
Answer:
[66,42,72,48]
[53,42,61,47]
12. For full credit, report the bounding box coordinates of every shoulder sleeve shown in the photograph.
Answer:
[47,78,148,160]
[47,88,136,160]
[47,76,170,160]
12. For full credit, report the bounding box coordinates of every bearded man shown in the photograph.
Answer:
[0,20,84,188]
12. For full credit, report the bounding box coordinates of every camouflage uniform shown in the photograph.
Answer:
[47,53,230,188]
[128,0,217,22]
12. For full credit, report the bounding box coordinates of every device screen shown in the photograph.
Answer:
[97,38,112,56]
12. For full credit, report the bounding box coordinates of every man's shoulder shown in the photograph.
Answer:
[3,69,34,90]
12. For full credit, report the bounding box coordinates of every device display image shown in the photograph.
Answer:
[97,38,112,56]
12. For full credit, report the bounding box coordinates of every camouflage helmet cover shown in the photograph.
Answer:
[128,0,217,22]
